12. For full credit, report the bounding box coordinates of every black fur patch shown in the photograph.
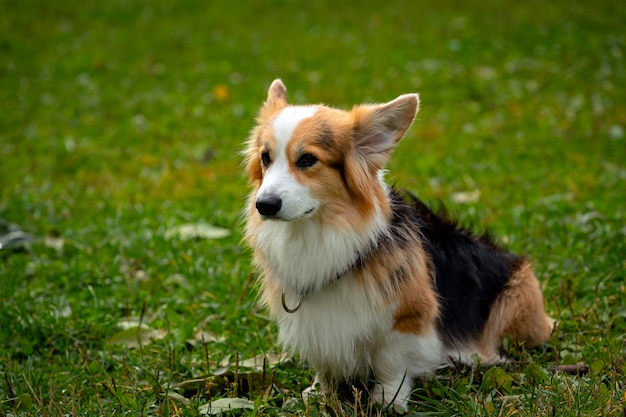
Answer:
[389,189,523,347]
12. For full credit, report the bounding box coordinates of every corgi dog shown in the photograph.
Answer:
[244,79,555,410]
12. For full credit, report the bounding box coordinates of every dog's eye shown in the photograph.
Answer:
[261,151,271,167]
[296,153,318,169]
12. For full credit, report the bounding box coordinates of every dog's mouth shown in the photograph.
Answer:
[259,206,317,222]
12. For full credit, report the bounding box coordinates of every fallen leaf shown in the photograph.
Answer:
[213,84,230,101]
[116,318,150,330]
[44,234,64,252]
[109,324,166,348]
[169,377,208,396]
[450,190,481,204]
[171,369,292,399]
[161,391,191,405]
[0,219,37,251]
[238,352,290,371]
[198,397,254,415]
[165,223,230,241]
[186,329,225,347]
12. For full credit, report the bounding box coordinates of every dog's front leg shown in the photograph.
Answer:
[371,346,413,411]
[371,330,443,411]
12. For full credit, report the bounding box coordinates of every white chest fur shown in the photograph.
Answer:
[252,209,386,294]
[276,276,394,379]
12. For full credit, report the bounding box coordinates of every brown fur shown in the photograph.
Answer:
[392,261,439,334]
[478,261,556,360]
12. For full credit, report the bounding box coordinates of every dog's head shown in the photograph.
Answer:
[245,80,419,227]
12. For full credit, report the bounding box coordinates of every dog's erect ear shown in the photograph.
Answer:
[267,79,287,103]
[352,94,419,163]
[344,94,419,210]
[257,79,289,123]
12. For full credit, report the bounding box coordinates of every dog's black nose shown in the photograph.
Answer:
[256,195,282,217]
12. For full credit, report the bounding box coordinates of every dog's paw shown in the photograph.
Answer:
[372,383,409,413]
[302,384,325,403]
[548,316,558,336]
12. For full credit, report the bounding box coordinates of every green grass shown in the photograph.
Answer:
[1,0,625,415]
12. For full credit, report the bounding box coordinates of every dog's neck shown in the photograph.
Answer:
[254,204,388,302]
[279,248,369,313]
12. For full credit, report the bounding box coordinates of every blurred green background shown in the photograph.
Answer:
[1,0,624,415]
